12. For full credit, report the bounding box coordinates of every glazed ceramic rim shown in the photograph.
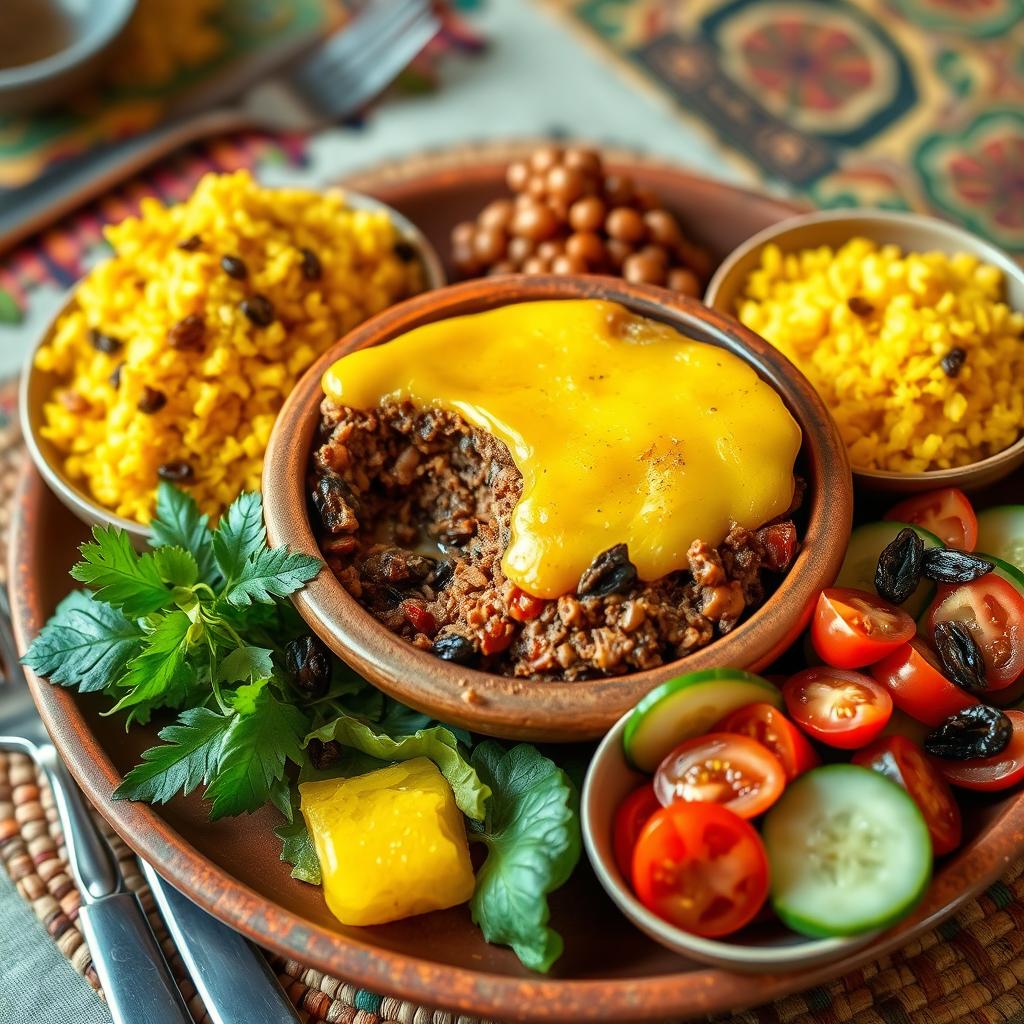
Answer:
[0,0,137,88]
[705,208,1024,487]
[581,710,877,971]
[19,190,447,541]
[262,274,854,741]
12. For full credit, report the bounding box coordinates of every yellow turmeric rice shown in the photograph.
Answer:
[736,238,1024,473]
[36,171,422,523]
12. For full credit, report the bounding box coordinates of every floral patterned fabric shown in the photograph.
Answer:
[548,0,1024,257]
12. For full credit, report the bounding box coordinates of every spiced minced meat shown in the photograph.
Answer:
[310,397,801,681]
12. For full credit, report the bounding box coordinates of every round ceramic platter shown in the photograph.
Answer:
[11,141,1024,1023]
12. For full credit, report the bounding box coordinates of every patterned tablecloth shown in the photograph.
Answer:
[547,0,1024,258]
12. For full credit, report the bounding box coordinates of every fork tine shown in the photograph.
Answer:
[291,0,426,92]
[295,8,439,119]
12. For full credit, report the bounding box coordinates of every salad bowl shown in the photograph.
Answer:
[262,273,854,742]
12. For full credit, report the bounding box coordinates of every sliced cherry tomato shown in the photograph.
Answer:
[870,637,978,726]
[783,667,893,749]
[507,587,547,622]
[934,709,1024,792]
[715,702,819,780]
[927,575,1024,690]
[613,783,660,878]
[631,802,769,937]
[852,734,962,854]
[885,487,978,550]
[756,520,798,571]
[811,587,916,669]
[653,733,785,818]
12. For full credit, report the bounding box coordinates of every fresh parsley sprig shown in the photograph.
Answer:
[24,483,322,813]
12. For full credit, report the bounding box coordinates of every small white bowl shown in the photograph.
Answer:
[581,711,877,972]
[20,191,445,542]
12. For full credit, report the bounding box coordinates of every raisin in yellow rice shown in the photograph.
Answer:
[736,238,1024,473]
[36,171,422,523]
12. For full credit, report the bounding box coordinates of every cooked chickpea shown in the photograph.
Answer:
[606,207,646,244]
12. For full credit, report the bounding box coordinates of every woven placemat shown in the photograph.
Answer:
[3,376,1024,1024]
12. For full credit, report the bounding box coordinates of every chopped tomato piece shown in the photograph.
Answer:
[402,601,436,636]
[935,709,1024,792]
[653,733,785,818]
[927,575,1024,690]
[715,702,819,780]
[756,520,798,571]
[631,802,769,937]
[885,488,978,550]
[853,734,962,854]
[811,587,916,669]
[783,667,893,749]
[507,587,547,622]
[480,618,515,656]
[870,638,978,726]
[613,783,660,878]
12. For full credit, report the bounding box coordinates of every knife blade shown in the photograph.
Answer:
[140,861,302,1024]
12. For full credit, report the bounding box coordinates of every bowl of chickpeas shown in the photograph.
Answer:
[449,144,713,296]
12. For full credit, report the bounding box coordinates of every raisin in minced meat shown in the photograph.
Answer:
[309,397,801,681]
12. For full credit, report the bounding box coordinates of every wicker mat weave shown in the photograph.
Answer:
[3,378,1024,1024]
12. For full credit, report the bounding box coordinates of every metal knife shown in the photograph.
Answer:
[140,862,302,1024]
[0,594,194,1024]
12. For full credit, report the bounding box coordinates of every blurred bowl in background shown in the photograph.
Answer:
[705,210,1024,495]
[0,0,137,115]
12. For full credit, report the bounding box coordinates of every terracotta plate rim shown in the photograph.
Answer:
[12,471,1024,1020]
[10,146,1024,1021]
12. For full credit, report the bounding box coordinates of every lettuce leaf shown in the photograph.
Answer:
[302,716,490,821]
[468,742,580,973]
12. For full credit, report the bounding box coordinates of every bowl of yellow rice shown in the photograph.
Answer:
[706,210,1024,492]
[21,170,445,538]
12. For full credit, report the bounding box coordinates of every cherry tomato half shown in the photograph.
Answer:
[631,802,769,937]
[870,637,978,726]
[715,702,819,780]
[654,733,786,818]
[927,575,1024,690]
[783,667,893,749]
[613,783,660,878]
[885,487,978,551]
[935,709,1024,792]
[853,734,962,854]
[811,587,916,669]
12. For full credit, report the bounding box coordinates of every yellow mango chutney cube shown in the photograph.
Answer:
[299,757,476,926]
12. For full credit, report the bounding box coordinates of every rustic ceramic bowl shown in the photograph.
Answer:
[19,191,446,543]
[582,709,876,971]
[0,0,136,114]
[262,275,853,742]
[705,210,1024,495]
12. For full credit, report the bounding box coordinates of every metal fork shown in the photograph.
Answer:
[0,0,440,250]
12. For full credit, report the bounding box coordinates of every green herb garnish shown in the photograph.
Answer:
[24,483,581,971]
[25,483,321,811]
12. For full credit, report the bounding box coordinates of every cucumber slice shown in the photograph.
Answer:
[976,551,1024,598]
[836,521,944,618]
[976,506,1024,574]
[763,764,932,938]
[623,669,782,772]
